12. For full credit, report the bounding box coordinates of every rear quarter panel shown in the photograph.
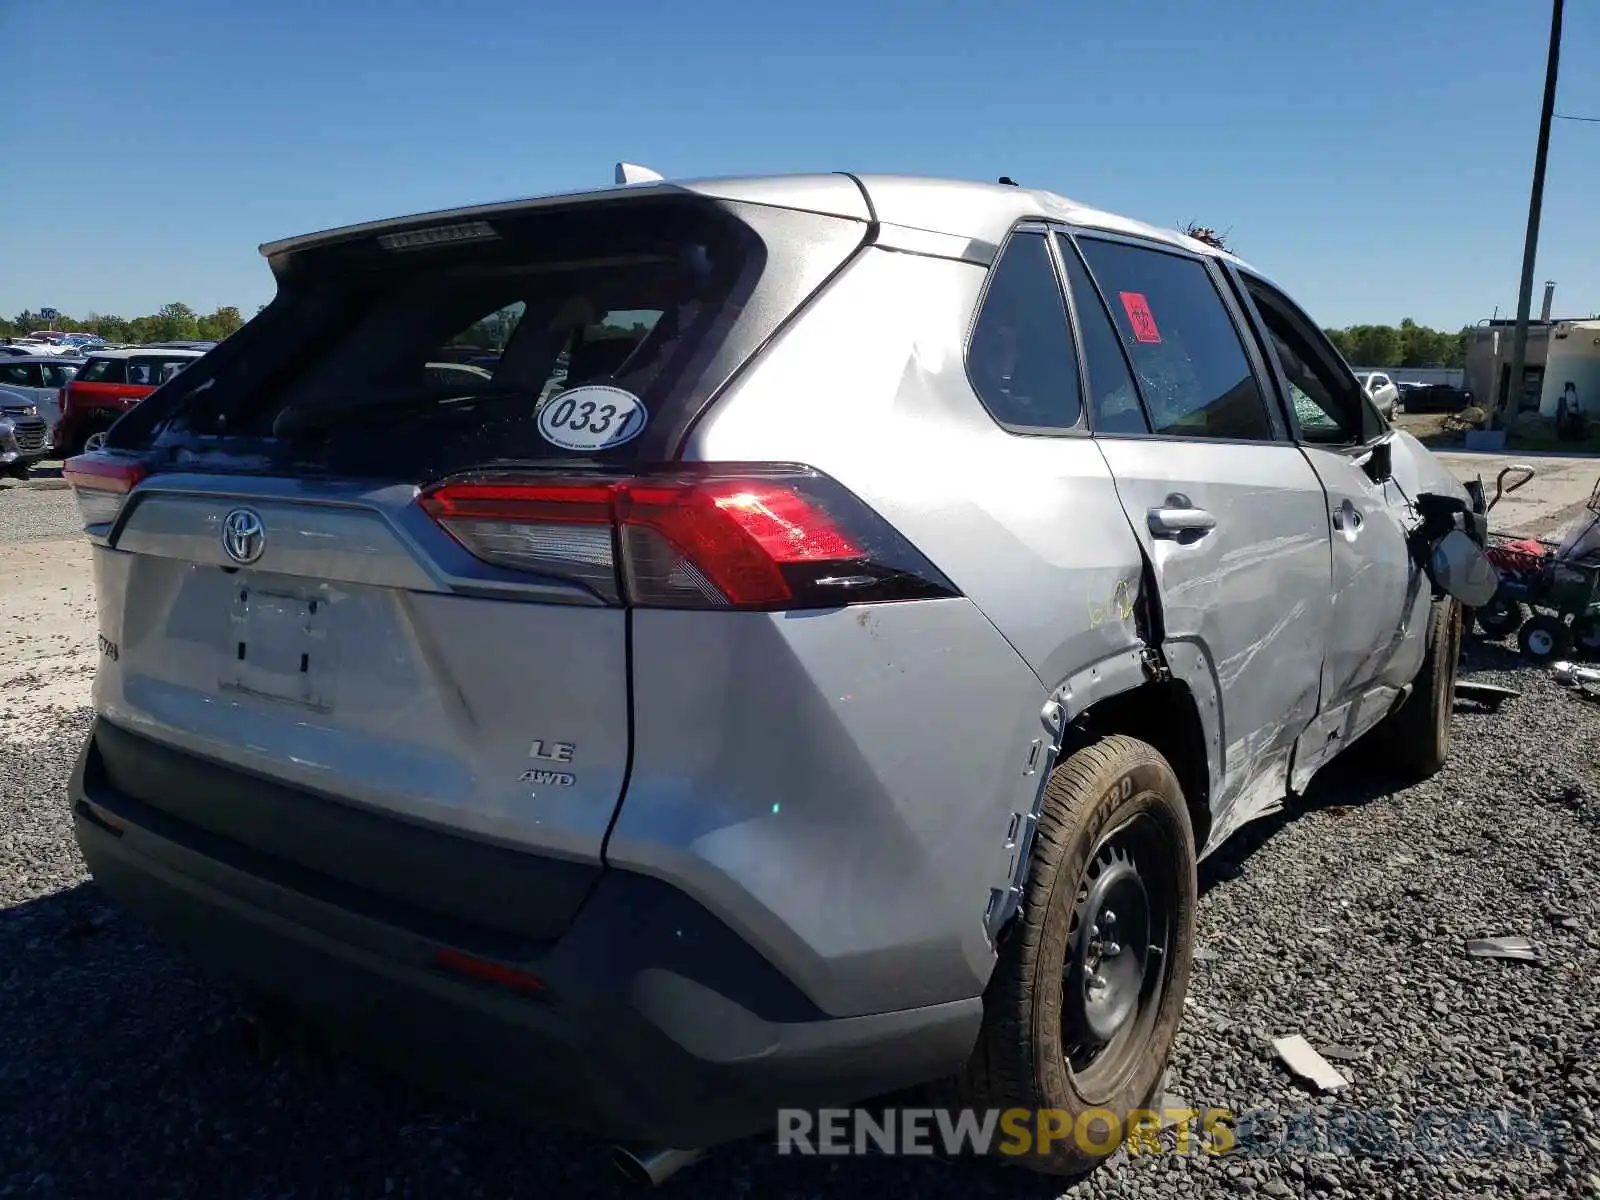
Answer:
[621,246,1151,1017]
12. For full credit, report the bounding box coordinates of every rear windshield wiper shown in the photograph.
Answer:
[272,388,540,438]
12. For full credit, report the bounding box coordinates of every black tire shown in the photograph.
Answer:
[959,735,1196,1177]
[1572,615,1600,660]
[1518,614,1570,664]
[1474,596,1524,639]
[1376,596,1461,780]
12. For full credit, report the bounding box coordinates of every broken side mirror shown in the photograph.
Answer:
[1428,529,1500,607]
[1358,439,1392,484]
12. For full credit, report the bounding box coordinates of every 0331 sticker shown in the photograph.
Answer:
[537,385,648,451]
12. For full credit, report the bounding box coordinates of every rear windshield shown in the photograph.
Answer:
[165,195,861,479]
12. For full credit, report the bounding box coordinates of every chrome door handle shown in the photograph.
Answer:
[1332,503,1364,533]
[1148,505,1217,539]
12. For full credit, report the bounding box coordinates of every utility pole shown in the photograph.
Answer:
[1499,0,1564,433]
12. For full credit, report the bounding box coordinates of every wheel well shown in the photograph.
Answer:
[1059,679,1212,851]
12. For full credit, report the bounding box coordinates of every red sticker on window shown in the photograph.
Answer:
[1119,291,1162,344]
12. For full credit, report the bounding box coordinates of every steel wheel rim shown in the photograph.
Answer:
[1061,810,1176,1098]
[1528,628,1555,656]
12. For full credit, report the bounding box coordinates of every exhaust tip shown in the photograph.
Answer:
[608,1145,705,1188]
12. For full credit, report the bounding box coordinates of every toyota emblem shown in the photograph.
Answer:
[221,508,266,565]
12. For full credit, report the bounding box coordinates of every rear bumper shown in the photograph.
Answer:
[71,719,979,1147]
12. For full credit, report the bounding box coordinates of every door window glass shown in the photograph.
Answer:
[1077,238,1274,441]
[0,362,35,388]
[1057,235,1149,434]
[77,357,126,384]
[1242,276,1374,445]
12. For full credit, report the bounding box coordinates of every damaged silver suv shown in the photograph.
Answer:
[65,170,1493,1180]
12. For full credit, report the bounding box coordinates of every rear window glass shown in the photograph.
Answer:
[967,231,1082,432]
[76,357,126,384]
[199,198,778,478]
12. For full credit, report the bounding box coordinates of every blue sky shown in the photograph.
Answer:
[2,0,1595,330]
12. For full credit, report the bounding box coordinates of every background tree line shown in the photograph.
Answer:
[1323,319,1468,369]
[0,302,1480,372]
[1,303,247,345]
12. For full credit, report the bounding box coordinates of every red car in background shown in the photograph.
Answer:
[55,348,204,456]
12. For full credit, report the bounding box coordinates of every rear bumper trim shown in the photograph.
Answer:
[70,720,981,1147]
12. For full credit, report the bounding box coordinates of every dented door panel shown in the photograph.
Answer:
[1094,438,1333,843]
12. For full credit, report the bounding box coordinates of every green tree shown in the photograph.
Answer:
[1345,324,1401,367]
[151,302,200,341]
[93,315,132,342]
[197,306,243,341]
[1322,320,1470,370]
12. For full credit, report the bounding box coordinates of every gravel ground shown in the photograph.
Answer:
[0,476,78,544]
[2,540,1597,1195]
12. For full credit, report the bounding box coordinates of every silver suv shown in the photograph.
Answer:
[65,172,1487,1180]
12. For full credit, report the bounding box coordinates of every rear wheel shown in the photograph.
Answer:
[1518,614,1570,664]
[1474,596,1524,639]
[1376,596,1461,780]
[960,735,1196,1177]
[81,430,109,454]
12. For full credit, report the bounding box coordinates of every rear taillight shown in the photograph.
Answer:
[419,466,959,610]
[63,453,146,528]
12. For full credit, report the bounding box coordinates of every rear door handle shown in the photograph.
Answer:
[1148,505,1217,539]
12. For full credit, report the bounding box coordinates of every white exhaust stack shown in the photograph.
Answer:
[615,162,665,185]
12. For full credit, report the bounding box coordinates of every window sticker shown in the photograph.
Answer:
[536,385,648,451]
[1119,292,1163,344]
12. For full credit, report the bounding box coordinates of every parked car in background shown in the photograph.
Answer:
[64,171,1488,1182]
[0,355,82,449]
[1396,381,1474,414]
[1356,371,1400,418]
[424,361,494,389]
[0,395,50,478]
[54,347,203,456]
[140,340,219,352]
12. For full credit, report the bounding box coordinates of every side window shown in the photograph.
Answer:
[1076,238,1276,441]
[78,358,125,384]
[1241,276,1374,445]
[0,362,32,388]
[966,230,1083,433]
[1056,235,1149,434]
